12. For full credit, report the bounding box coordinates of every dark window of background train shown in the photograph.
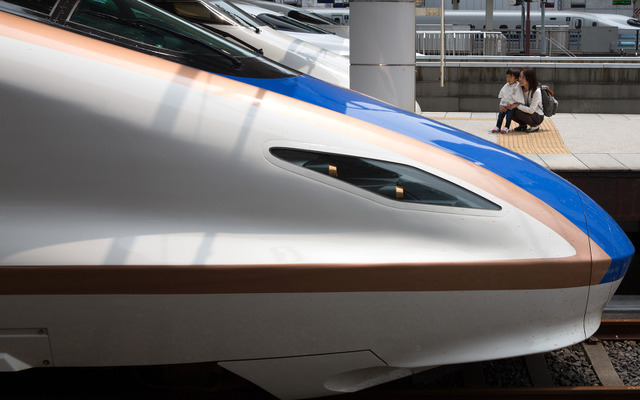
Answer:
[152,1,232,26]
[62,0,296,78]
[271,148,501,211]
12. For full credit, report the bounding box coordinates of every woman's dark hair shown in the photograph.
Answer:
[506,68,520,78]
[521,67,539,91]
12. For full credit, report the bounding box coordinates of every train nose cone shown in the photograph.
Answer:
[580,191,635,336]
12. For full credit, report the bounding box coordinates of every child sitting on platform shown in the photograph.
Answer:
[492,68,524,134]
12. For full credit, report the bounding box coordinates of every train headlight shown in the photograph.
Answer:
[270,148,500,210]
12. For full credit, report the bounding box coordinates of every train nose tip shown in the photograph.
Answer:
[579,192,634,286]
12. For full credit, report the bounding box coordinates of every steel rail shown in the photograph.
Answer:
[594,319,640,340]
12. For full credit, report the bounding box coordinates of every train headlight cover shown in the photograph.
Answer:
[270,148,501,210]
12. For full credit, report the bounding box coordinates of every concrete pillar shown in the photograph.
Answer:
[540,0,546,56]
[525,0,530,55]
[350,0,416,112]
[635,0,640,50]
[485,0,494,30]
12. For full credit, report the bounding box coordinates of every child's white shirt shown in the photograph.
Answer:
[498,81,524,106]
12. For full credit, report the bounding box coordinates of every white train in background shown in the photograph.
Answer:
[241,0,350,37]
[234,1,350,55]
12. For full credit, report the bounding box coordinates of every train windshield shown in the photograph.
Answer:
[271,148,501,211]
[65,0,296,78]
[150,0,264,30]
[207,0,264,29]
[256,13,332,34]
[627,18,640,27]
[287,10,336,26]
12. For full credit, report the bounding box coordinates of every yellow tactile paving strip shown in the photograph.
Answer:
[499,118,569,154]
[438,117,569,154]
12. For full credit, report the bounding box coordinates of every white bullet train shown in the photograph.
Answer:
[233,1,350,56]
[0,0,634,399]
[241,0,350,38]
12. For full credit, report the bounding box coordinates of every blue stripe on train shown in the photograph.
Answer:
[229,74,633,284]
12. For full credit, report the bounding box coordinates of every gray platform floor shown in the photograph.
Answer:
[421,112,640,171]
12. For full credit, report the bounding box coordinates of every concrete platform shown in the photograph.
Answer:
[422,112,640,171]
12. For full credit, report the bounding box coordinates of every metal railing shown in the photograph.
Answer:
[416,28,583,56]
[416,31,507,56]
[501,27,581,56]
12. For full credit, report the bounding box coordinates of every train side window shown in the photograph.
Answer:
[270,148,501,211]
[2,0,57,15]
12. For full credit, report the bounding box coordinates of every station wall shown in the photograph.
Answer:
[416,61,640,113]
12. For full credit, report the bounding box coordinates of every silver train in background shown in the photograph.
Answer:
[416,10,640,54]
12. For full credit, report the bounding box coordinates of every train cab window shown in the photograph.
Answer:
[627,18,640,27]
[271,148,501,211]
[157,1,231,25]
[205,0,266,29]
[2,0,57,15]
[257,13,330,33]
[288,10,332,25]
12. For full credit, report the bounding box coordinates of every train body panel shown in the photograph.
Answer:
[1,14,588,270]
[0,1,634,399]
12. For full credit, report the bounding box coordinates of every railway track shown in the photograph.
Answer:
[335,319,640,399]
[1,320,639,400]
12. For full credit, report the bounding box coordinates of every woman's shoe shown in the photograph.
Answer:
[526,126,539,133]
[491,126,500,133]
[514,125,527,131]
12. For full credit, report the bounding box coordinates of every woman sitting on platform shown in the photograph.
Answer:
[506,67,544,133]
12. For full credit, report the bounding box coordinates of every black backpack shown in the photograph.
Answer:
[540,85,558,117]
